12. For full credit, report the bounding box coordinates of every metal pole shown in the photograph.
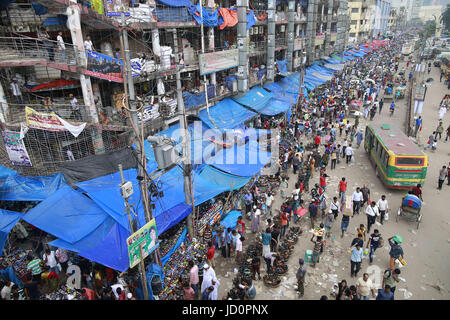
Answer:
[199,0,212,119]
[119,164,149,300]
[172,28,194,238]
[120,13,152,223]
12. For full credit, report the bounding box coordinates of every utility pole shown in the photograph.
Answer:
[119,164,149,300]
[172,28,194,238]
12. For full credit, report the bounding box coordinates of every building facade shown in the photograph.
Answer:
[0,0,350,176]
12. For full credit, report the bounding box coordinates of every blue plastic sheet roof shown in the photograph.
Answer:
[0,165,16,179]
[198,98,257,130]
[156,0,191,7]
[198,165,251,190]
[220,210,242,230]
[0,209,24,255]
[0,172,67,201]
[276,59,288,74]
[206,139,271,177]
[232,85,274,113]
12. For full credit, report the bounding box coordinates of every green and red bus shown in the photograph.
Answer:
[364,124,428,189]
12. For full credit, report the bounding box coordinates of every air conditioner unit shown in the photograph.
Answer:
[280,25,285,32]
[249,28,253,35]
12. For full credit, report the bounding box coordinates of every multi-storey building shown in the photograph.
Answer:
[0,0,350,176]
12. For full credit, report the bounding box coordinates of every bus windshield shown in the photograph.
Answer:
[395,157,424,166]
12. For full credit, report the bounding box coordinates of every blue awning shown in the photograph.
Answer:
[232,86,274,113]
[0,209,24,255]
[0,172,68,201]
[198,98,257,130]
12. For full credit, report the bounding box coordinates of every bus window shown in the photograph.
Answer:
[395,158,424,166]
[384,153,389,168]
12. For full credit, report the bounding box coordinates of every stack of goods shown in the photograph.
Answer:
[181,39,196,66]
[138,104,160,123]
[159,238,206,300]
[159,46,173,71]
[159,224,186,258]
[196,200,224,236]
[0,248,32,281]
[40,285,85,300]
[159,96,177,119]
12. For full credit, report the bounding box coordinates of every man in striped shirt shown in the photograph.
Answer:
[27,255,42,281]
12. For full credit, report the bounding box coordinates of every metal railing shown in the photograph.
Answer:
[0,36,80,65]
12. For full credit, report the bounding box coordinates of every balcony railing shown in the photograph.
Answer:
[0,102,92,125]
[0,36,79,65]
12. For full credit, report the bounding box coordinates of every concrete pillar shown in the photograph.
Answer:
[67,0,104,154]
[324,0,333,56]
[237,0,248,92]
[286,0,295,73]
[208,27,216,85]
[306,0,314,65]
[266,0,275,83]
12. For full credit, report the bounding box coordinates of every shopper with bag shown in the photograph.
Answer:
[376,195,389,224]
[365,201,379,233]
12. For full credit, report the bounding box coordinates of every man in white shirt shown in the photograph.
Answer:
[265,193,274,218]
[10,78,23,104]
[352,187,364,215]
[56,31,66,62]
[345,143,354,164]
[263,252,277,273]
[84,35,94,51]
[0,281,14,300]
[43,249,59,275]
[365,201,379,233]
[69,93,82,120]
[376,195,389,225]
[67,149,75,161]
[356,273,375,300]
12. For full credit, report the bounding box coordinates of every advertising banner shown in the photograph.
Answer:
[25,107,86,138]
[199,49,239,76]
[105,0,130,17]
[1,131,32,167]
[85,50,123,83]
[127,219,158,269]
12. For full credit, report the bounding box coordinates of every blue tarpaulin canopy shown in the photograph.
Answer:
[188,4,219,27]
[219,210,242,230]
[0,172,67,201]
[0,165,16,179]
[276,59,288,74]
[198,165,251,190]
[205,139,271,177]
[198,98,257,130]
[156,0,191,7]
[0,209,24,255]
[232,85,274,113]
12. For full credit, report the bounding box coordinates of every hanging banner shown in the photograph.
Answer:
[199,49,239,76]
[127,219,158,269]
[105,0,130,17]
[91,0,104,15]
[25,107,86,138]
[1,131,32,167]
[85,50,124,83]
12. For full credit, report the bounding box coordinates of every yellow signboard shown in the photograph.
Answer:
[91,0,104,15]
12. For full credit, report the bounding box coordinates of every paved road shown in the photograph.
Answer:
[214,59,449,300]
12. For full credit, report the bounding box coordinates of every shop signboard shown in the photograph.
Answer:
[127,219,158,269]
[199,49,239,76]
[85,50,123,83]
[105,0,130,17]
[1,130,32,167]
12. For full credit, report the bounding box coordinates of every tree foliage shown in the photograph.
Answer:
[443,4,450,31]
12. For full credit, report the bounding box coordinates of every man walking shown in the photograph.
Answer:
[188,260,199,298]
[366,229,381,264]
[414,116,422,137]
[379,98,384,114]
[382,269,401,297]
[69,93,82,120]
[56,31,66,62]
[244,192,253,215]
[350,243,363,278]
[356,273,375,300]
[339,177,347,203]
[438,165,447,190]
[296,259,307,298]
[352,187,364,215]
[376,195,389,224]
[388,235,404,270]
[345,143,354,164]
[365,201,379,233]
